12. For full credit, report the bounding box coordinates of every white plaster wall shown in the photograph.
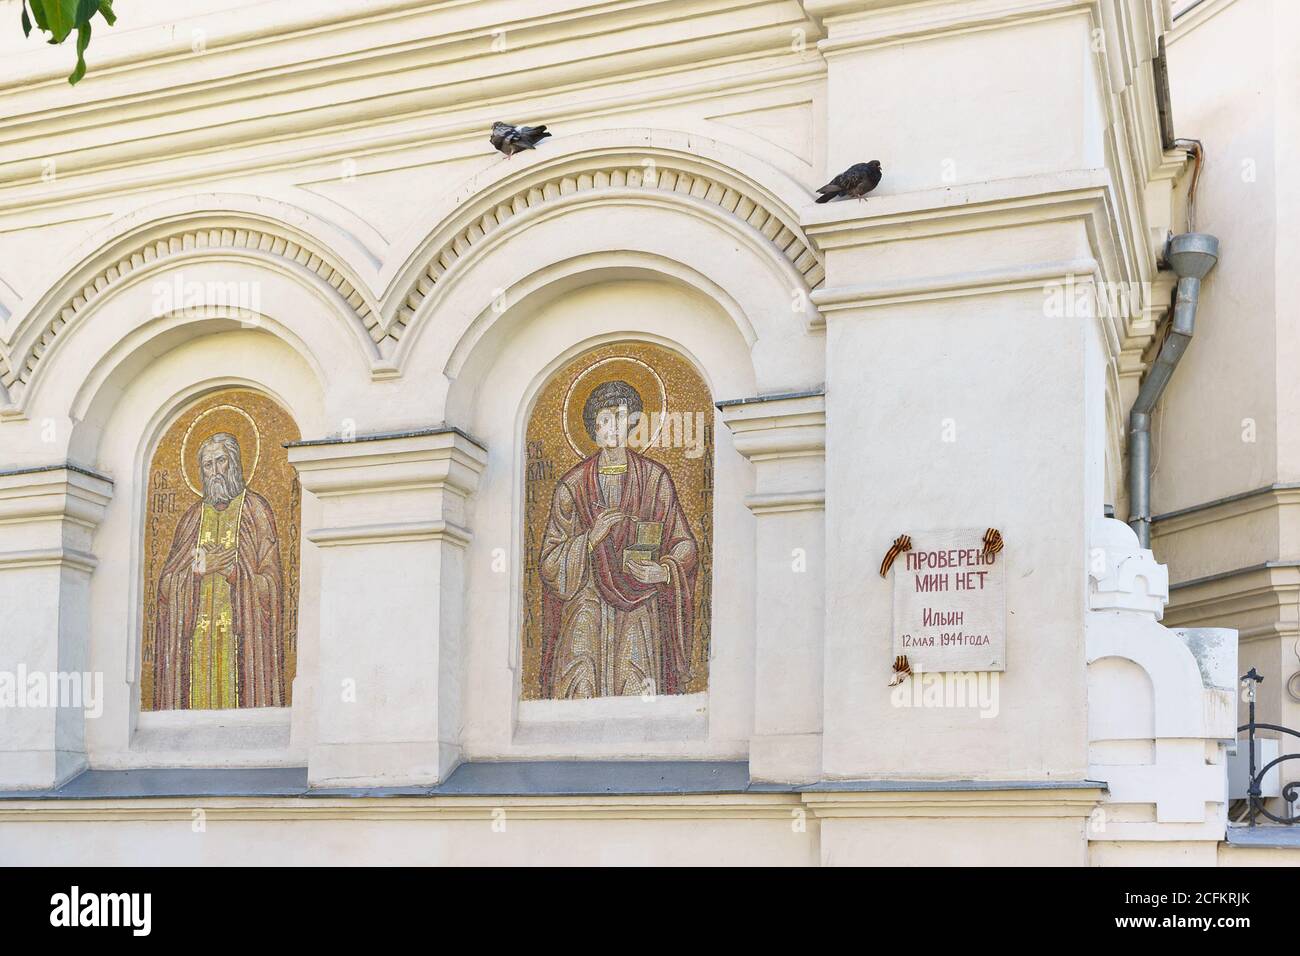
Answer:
[1162,0,1280,510]
[825,14,1104,192]
[0,812,820,866]
[820,817,1091,867]
[821,286,1092,780]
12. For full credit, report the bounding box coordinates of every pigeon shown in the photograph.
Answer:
[490,122,552,159]
[815,160,883,203]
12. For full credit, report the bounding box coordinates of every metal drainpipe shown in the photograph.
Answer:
[1128,232,1220,548]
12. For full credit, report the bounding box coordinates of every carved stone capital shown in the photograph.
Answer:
[0,464,114,564]
[718,390,825,515]
[287,426,487,548]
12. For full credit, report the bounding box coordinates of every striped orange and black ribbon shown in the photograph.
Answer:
[982,527,1004,563]
[887,654,913,686]
[879,533,912,578]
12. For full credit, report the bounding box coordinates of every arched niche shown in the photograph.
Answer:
[73,320,327,767]
[454,274,758,759]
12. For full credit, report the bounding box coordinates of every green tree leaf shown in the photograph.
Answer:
[32,0,78,43]
[22,0,116,84]
[69,20,90,84]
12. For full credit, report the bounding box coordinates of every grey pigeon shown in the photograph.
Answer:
[490,122,552,158]
[815,160,883,203]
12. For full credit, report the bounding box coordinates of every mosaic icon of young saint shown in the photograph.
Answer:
[151,431,288,709]
[539,380,699,699]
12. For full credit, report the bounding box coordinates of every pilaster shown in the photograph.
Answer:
[719,391,825,783]
[286,428,487,788]
[0,465,113,788]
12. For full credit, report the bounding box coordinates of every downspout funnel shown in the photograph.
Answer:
[1165,232,1220,281]
[1127,233,1220,548]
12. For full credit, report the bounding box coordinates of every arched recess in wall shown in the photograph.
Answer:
[520,339,714,702]
[74,320,327,759]
[450,268,757,757]
[0,195,384,420]
[381,129,827,398]
[138,387,302,713]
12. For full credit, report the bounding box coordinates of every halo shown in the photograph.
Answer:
[179,403,262,497]
[561,355,668,459]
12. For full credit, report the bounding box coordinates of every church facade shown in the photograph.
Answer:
[0,0,1294,866]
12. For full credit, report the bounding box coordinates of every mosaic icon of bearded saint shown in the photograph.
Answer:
[539,380,699,698]
[150,432,288,709]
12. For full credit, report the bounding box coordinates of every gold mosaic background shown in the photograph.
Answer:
[520,341,714,698]
[140,388,301,709]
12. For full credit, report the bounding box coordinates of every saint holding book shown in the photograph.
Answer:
[538,380,699,699]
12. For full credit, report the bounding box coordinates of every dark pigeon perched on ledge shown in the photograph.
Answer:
[490,121,552,158]
[815,160,883,203]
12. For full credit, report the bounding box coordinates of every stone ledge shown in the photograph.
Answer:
[0,763,1105,801]
[1224,825,1300,849]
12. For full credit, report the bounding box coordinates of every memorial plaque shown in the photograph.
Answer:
[891,528,1005,672]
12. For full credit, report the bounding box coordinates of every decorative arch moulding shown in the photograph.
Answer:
[379,148,827,346]
[1,220,383,405]
[1,140,826,411]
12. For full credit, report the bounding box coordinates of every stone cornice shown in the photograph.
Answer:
[810,258,1100,313]
[0,782,1106,821]
[802,170,1116,251]
[0,465,114,529]
[718,391,825,514]
[1163,564,1300,645]
[803,171,1140,343]
[716,391,826,463]
[0,59,825,226]
[306,520,474,549]
[0,0,821,198]
[1168,0,1241,42]
[799,785,1105,818]
[742,490,826,516]
[803,0,1185,272]
[810,0,1094,56]
[289,429,487,551]
[4,0,805,94]
[0,793,803,822]
[0,461,112,483]
[1168,562,1300,595]
[0,546,99,574]
[287,428,489,500]
[1152,483,1300,536]
[285,425,484,449]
